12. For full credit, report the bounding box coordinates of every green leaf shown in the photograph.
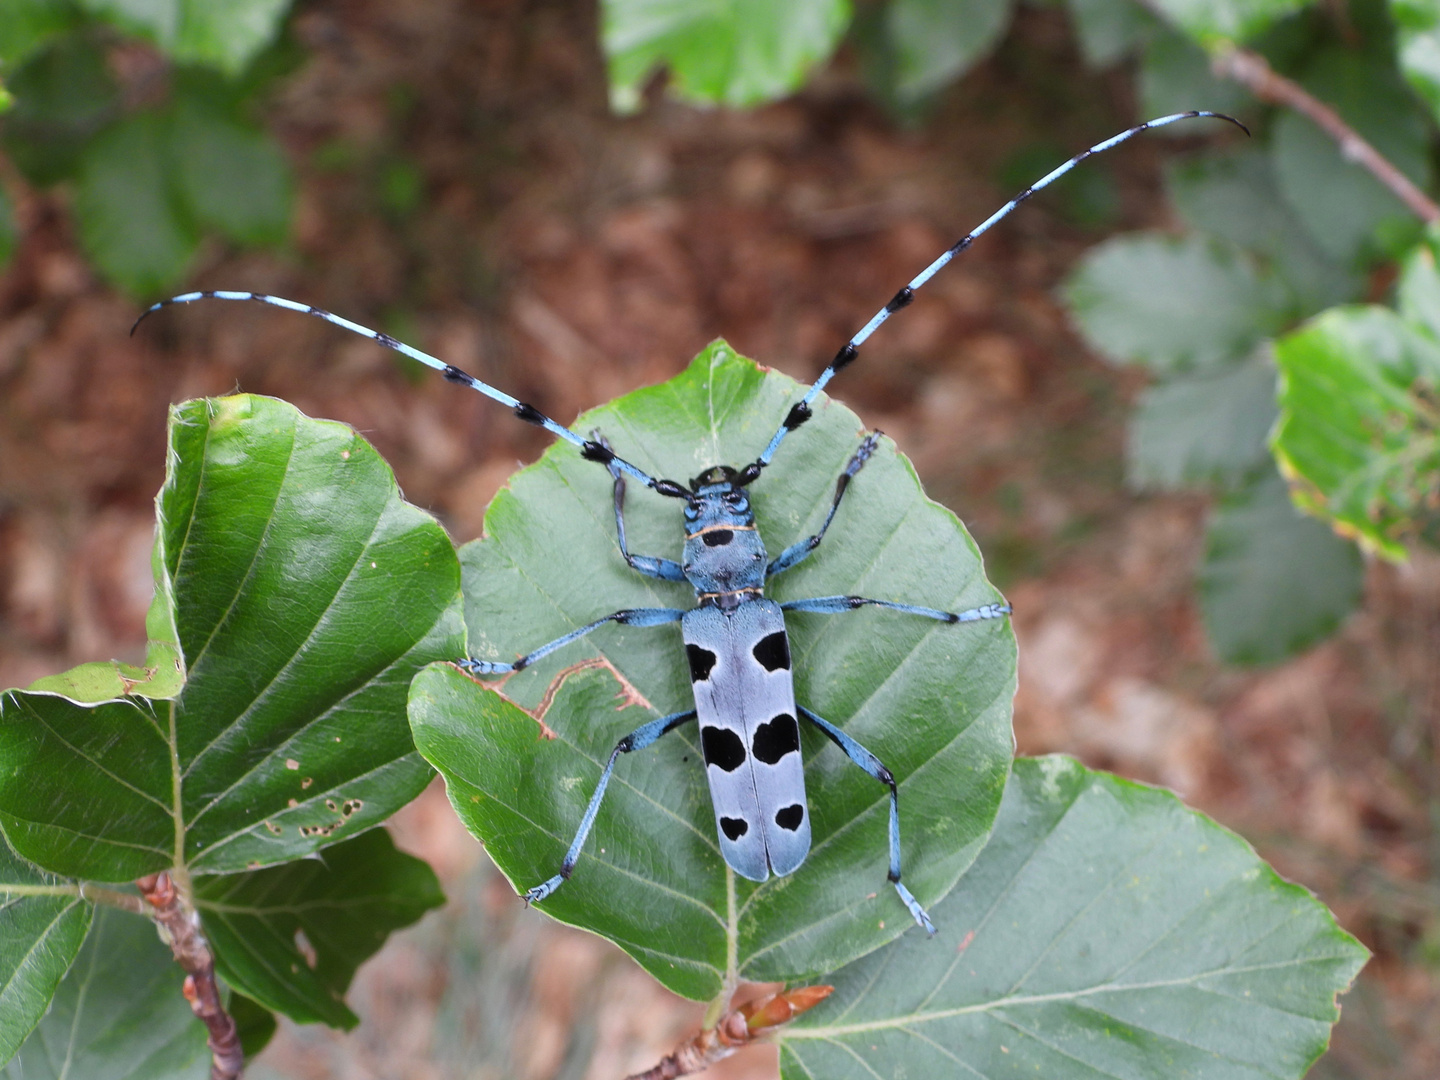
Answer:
[1272,302,1440,559]
[169,96,291,246]
[1139,31,1251,125]
[410,342,1016,1000]
[1199,469,1363,665]
[778,755,1368,1079]
[228,993,276,1058]
[72,112,199,296]
[0,834,92,1062]
[602,0,852,111]
[1,33,119,186]
[886,0,1014,103]
[1145,0,1313,43]
[77,0,292,75]
[1167,147,1361,312]
[194,827,444,1028]
[1392,0,1440,124]
[1066,0,1162,68]
[1128,348,1278,491]
[1064,232,1287,373]
[0,395,464,882]
[0,187,15,272]
[0,0,78,69]
[2,905,209,1080]
[1271,45,1433,265]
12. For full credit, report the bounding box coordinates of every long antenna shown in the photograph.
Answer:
[749,110,1248,473]
[132,292,692,499]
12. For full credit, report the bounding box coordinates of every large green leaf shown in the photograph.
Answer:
[778,755,1368,1079]
[1127,348,1278,491]
[1271,46,1433,265]
[170,96,292,247]
[0,835,92,1062]
[1064,233,1287,373]
[410,342,1016,1001]
[602,0,852,111]
[77,0,292,75]
[1199,469,1363,665]
[0,395,464,882]
[72,112,199,296]
[1167,148,1360,312]
[1273,300,1440,559]
[2,905,209,1080]
[0,0,77,69]
[194,827,444,1028]
[886,0,1014,103]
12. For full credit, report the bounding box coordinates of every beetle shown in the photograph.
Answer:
[136,110,1243,934]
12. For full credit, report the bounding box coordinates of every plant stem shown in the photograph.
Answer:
[138,871,244,1080]
[1210,45,1440,223]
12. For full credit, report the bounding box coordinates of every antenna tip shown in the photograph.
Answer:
[1198,110,1251,137]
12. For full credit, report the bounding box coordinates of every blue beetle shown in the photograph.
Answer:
[136,111,1243,934]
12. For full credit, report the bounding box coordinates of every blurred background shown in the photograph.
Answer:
[1,0,1437,1077]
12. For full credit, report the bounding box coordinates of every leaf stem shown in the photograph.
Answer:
[1209,45,1440,223]
[138,871,243,1080]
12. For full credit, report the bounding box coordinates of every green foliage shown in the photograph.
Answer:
[1,906,210,1080]
[778,756,1368,1079]
[1199,470,1364,664]
[195,829,444,1029]
[0,837,93,1061]
[602,0,852,111]
[76,0,290,75]
[1393,0,1440,123]
[1066,0,1162,68]
[1065,233,1287,373]
[0,395,461,1061]
[886,0,1014,103]
[410,342,1016,1000]
[0,6,295,294]
[1273,237,1440,557]
[1147,0,1313,43]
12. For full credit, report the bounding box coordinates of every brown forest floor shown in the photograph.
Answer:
[1,2,1438,1078]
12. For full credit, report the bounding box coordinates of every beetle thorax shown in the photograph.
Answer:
[682,472,766,604]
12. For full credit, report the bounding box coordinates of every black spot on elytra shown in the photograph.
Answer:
[720,816,749,841]
[702,529,733,547]
[702,726,746,772]
[752,713,799,765]
[687,644,717,682]
[775,804,805,831]
[751,631,790,672]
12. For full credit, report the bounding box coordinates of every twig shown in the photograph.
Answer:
[625,986,833,1080]
[1211,45,1440,223]
[138,872,244,1080]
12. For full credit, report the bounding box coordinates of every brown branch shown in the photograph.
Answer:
[138,872,244,1080]
[1211,46,1440,223]
[625,986,833,1080]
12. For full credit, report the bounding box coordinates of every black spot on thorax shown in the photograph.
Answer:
[702,529,733,547]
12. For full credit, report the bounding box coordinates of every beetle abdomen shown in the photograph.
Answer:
[683,601,810,881]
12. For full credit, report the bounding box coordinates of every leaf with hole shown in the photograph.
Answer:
[2,905,209,1080]
[410,342,1016,1000]
[194,827,444,1028]
[1273,293,1440,559]
[0,395,464,882]
[777,755,1368,1079]
[1199,469,1363,665]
